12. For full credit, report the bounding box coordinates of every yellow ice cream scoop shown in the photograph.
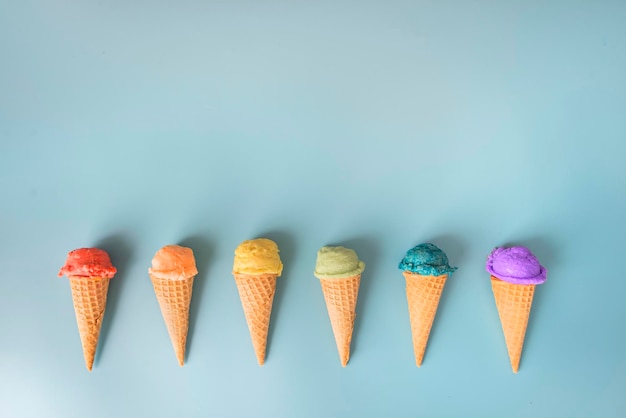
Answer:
[233,238,283,276]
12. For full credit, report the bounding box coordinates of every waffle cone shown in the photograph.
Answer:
[491,276,535,373]
[403,272,448,367]
[319,274,361,367]
[68,276,110,371]
[234,273,278,366]
[150,274,195,366]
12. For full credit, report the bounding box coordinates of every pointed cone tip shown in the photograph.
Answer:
[340,353,349,367]
[338,344,350,366]
[416,357,423,367]
[174,344,185,367]
[511,357,520,373]
[340,355,348,366]
[254,347,265,366]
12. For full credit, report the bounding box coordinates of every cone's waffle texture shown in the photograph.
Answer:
[319,275,361,367]
[234,273,277,366]
[491,276,535,373]
[403,272,447,367]
[150,274,195,366]
[68,276,110,371]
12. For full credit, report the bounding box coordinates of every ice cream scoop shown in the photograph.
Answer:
[233,238,283,276]
[398,243,457,276]
[58,248,117,278]
[149,245,198,281]
[314,246,365,280]
[486,246,547,285]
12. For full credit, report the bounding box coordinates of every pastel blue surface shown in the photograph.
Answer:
[1,1,625,417]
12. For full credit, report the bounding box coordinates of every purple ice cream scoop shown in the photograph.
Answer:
[486,246,547,285]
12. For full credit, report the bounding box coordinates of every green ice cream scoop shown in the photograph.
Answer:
[314,246,365,280]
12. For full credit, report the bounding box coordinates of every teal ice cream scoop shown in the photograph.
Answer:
[399,243,457,276]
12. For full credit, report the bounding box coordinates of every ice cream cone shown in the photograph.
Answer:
[486,246,546,373]
[398,243,457,367]
[59,248,117,371]
[150,274,195,366]
[314,246,365,367]
[68,276,110,371]
[403,272,447,367]
[491,276,535,373]
[319,274,361,367]
[234,273,277,366]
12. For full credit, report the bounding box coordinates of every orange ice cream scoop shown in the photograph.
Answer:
[149,245,198,280]
[58,248,117,278]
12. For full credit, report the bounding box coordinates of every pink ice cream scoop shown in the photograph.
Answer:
[58,248,117,278]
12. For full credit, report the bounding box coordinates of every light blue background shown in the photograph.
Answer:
[1,1,625,417]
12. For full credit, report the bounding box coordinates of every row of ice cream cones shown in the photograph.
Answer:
[57,242,546,373]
